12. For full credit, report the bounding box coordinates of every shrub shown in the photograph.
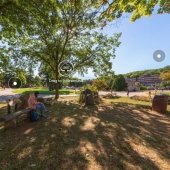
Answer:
[140,85,147,91]
[112,75,127,91]
[81,84,98,92]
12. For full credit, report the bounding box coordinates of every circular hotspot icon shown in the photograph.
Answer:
[8,77,22,89]
[58,60,74,76]
[153,50,165,62]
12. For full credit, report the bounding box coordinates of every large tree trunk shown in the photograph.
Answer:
[55,71,59,100]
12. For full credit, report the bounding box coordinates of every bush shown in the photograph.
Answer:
[92,78,108,91]
[81,84,98,92]
[79,87,100,104]
[102,93,120,99]
[112,75,127,91]
[140,85,147,90]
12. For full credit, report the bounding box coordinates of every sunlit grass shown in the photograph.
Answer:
[12,87,80,95]
[103,96,151,106]
[103,96,170,111]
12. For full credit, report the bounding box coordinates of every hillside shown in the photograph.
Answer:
[125,66,170,78]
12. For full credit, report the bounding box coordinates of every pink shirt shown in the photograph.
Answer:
[28,94,37,109]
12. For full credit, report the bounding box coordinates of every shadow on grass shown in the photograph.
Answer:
[0,100,169,169]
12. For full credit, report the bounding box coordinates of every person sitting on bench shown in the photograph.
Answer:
[28,91,48,117]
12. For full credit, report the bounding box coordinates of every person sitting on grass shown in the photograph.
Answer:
[28,91,48,118]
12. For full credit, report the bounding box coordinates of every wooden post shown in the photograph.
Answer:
[7,103,11,114]
[7,99,14,114]
[15,103,18,112]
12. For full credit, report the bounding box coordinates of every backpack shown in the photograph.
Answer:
[30,110,39,122]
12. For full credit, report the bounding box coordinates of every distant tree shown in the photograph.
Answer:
[125,66,170,78]
[160,81,170,88]
[160,70,170,81]
[112,75,127,91]
[15,69,27,86]
[68,77,83,88]
[93,78,108,91]
[135,82,141,89]
[0,63,28,87]
[33,76,42,87]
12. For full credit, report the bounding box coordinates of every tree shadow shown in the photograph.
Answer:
[0,100,169,169]
[109,102,170,160]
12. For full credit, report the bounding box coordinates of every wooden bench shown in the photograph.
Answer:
[0,108,31,129]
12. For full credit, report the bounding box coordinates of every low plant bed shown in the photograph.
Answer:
[130,95,150,102]
[102,93,120,99]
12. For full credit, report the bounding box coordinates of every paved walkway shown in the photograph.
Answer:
[0,88,169,102]
[0,88,20,102]
[0,88,78,102]
[99,91,148,97]
[0,88,15,96]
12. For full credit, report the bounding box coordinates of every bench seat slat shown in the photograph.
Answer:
[0,108,31,122]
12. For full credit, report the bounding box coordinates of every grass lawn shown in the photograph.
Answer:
[12,87,80,95]
[164,92,170,96]
[0,97,170,170]
[105,96,152,106]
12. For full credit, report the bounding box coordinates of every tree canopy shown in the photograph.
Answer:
[1,0,170,23]
[96,0,170,22]
[0,0,121,98]
[125,66,170,78]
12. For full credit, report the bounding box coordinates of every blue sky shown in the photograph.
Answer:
[80,13,170,79]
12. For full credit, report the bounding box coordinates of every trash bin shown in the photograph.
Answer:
[84,89,94,106]
[152,95,168,114]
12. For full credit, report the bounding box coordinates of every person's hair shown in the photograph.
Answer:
[34,91,39,96]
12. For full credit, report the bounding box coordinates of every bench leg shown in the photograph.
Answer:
[7,104,11,114]
[5,119,16,129]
